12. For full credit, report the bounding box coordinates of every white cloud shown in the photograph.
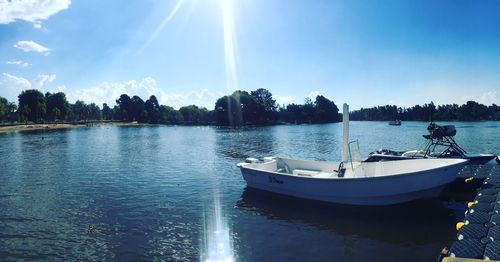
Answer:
[480,91,497,104]
[33,74,56,89]
[0,73,32,101]
[6,60,31,67]
[307,90,321,101]
[275,95,294,105]
[0,73,58,101]
[0,0,70,28]
[69,77,163,106]
[462,91,498,105]
[56,85,66,92]
[2,73,32,90]
[14,41,50,55]
[68,77,217,109]
[161,89,217,109]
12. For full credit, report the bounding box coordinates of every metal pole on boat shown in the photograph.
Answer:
[342,103,349,162]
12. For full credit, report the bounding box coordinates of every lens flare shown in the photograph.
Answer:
[221,0,241,125]
[140,0,186,53]
[221,0,238,92]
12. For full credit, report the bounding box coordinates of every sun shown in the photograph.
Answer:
[220,0,233,10]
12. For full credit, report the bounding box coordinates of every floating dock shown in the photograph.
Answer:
[444,164,500,261]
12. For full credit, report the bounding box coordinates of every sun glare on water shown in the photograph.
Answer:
[201,190,235,262]
[202,3,237,261]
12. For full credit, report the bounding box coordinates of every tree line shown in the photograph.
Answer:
[0,88,341,126]
[2,89,498,125]
[350,101,500,121]
[214,89,340,125]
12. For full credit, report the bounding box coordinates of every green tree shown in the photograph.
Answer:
[314,95,340,123]
[45,92,69,121]
[145,95,160,123]
[278,103,303,123]
[215,95,242,125]
[131,96,146,122]
[234,90,266,124]
[116,94,133,121]
[215,90,269,125]
[51,108,61,120]
[488,104,500,120]
[88,103,101,120]
[159,105,183,123]
[18,89,46,122]
[6,101,17,122]
[250,88,276,112]
[112,105,120,120]
[179,105,202,124]
[199,107,215,123]
[301,98,315,123]
[70,100,89,121]
[349,100,500,121]
[0,96,8,121]
[102,103,113,120]
[250,88,276,122]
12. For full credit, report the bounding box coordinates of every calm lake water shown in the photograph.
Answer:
[0,121,499,261]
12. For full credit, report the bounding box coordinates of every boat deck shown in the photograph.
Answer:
[291,169,336,178]
[446,164,500,261]
[289,163,362,179]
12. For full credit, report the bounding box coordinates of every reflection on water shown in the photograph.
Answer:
[214,127,278,160]
[236,188,457,244]
[201,190,234,262]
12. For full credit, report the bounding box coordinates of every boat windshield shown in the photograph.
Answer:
[347,140,362,169]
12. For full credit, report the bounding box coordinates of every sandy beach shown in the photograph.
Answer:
[0,122,141,133]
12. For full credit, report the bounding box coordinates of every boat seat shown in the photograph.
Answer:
[292,169,320,177]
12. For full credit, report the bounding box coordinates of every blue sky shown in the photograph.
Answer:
[1,0,499,109]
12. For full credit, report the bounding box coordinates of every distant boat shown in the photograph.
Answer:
[367,123,497,165]
[389,120,401,126]
[237,104,467,206]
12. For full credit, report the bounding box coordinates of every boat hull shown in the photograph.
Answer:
[462,154,497,165]
[239,160,464,205]
[366,153,496,165]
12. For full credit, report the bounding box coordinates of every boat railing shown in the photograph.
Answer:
[423,135,468,158]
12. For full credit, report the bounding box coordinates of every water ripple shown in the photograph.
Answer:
[0,123,498,261]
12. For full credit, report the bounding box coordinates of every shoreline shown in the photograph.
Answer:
[1,120,498,134]
[0,121,141,133]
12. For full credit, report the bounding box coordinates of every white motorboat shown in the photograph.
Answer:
[237,104,468,205]
[237,157,466,205]
[367,123,497,164]
[389,120,401,126]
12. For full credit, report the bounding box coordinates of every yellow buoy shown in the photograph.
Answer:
[467,202,475,208]
[456,222,465,231]
[464,177,473,183]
